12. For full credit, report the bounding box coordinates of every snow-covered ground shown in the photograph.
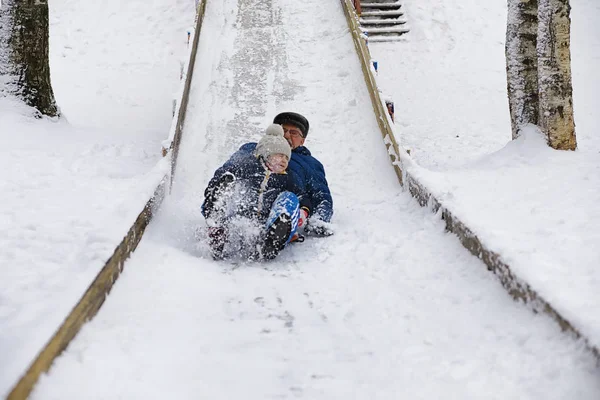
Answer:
[370,0,600,350]
[26,0,600,398]
[2,0,599,398]
[571,0,600,150]
[0,0,194,396]
[370,0,511,170]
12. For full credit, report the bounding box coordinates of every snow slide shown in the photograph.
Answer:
[31,0,599,398]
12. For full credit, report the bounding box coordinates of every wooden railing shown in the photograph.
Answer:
[6,2,209,399]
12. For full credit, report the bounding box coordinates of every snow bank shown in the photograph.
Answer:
[413,125,600,349]
[370,0,600,352]
[0,0,194,396]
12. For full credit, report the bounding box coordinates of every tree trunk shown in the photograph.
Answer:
[505,0,539,139]
[1,0,59,118]
[537,0,576,150]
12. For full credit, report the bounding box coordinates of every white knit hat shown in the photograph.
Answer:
[255,124,291,160]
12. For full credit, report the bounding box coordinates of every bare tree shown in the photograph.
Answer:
[0,0,59,118]
[505,0,539,139]
[537,0,576,150]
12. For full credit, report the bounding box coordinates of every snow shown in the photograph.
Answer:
[369,0,511,170]
[371,0,600,350]
[1,0,599,398]
[23,0,600,398]
[571,0,600,150]
[0,0,15,94]
[0,0,194,396]
[49,0,193,135]
[412,125,600,347]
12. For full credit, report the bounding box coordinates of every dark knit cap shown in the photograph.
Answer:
[273,112,310,137]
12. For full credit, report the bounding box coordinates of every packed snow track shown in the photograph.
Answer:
[31,0,599,398]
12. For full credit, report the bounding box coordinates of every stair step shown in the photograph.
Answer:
[360,1,402,10]
[361,22,407,30]
[368,35,407,43]
[360,9,404,18]
[360,17,407,26]
[363,26,410,36]
[361,0,402,5]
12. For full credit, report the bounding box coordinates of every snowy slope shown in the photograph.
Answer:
[49,0,193,136]
[369,0,511,170]
[0,0,194,396]
[370,0,600,349]
[30,0,600,399]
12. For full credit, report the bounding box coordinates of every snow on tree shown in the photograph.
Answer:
[537,0,576,150]
[505,0,539,140]
[0,0,59,118]
[505,0,576,150]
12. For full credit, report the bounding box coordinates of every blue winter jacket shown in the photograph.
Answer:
[236,143,333,222]
[202,151,309,222]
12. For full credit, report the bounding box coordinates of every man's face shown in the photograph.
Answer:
[282,123,305,150]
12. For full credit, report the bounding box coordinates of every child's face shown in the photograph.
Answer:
[266,153,289,173]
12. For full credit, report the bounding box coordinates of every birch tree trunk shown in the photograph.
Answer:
[505,0,539,139]
[0,0,59,118]
[537,0,576,150]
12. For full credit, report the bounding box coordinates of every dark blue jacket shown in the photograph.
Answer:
[203,151,309,222]
[237,143,333,222]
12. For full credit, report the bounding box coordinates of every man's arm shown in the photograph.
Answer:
[308,158,333,223]
[286,175,312,215]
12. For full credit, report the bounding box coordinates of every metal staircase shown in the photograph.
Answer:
[359,0,408,42]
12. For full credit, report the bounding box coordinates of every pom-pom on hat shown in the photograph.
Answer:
[273,112,309,137]
[255,124,291,160]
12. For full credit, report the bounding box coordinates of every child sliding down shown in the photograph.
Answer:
[201,124,310,260]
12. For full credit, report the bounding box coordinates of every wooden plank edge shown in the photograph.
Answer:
[7,179,168,400]
[339,0,600,364]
